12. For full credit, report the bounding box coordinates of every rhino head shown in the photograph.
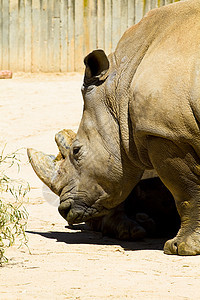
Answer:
[28,50,143,225]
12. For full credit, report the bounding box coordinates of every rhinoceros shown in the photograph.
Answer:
[28,0,200,255]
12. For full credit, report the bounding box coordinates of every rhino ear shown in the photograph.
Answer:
[84,49,109,84]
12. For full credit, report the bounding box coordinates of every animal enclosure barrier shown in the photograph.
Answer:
[0,0,180,72]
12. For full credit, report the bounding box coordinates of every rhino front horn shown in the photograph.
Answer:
[27,148,61,195]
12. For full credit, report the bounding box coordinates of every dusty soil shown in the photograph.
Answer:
[0,73,200,299]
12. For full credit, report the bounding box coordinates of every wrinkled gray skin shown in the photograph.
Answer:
[28,0,200,255]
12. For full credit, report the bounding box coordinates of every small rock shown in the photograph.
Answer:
[0,70,13,79]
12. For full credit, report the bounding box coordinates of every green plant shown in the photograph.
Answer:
[0,146,30,265]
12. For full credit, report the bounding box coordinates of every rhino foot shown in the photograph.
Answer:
[87,210,146,240]
[111,218,146,241]
[100,211,146,241]
[164,232,200,255]
[135,213,156,236]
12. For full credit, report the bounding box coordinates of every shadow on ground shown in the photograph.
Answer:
[26,225,167,252]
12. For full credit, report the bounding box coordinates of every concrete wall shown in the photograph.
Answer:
[0,0,180,72]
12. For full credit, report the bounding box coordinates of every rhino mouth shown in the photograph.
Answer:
[58,199,107,225]
[58,199,87,224]
[66,207,109,225]
[58,201,93,224]
[58,200,72,221]
[58,189,110,225]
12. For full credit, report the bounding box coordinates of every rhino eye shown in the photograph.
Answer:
[73,146,81,157]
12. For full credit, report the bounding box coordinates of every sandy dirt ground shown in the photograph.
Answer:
[0,73,200,300]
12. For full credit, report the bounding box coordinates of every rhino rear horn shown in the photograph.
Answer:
[55,129,76,158]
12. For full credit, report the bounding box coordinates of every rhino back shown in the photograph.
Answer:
[110,0,200,163]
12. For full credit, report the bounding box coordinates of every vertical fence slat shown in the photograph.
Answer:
[2,0,9,70]
[158,0,165,7]
[151,0,157,9]
[40,0,48,72]
[83,0,90,55]
[2,0,9,69]
[25,0,32,72]
[67,0,75,72]
[112,0,121,51]
[0,0,3,70]
[89,0,97,51]
[9,0,18,71]
[127,0,135,28]
[47,0,54,72]
[74,0,84,71]
[105,0,112,54]
[52,0,61,72]
[144,0,152,14]
[18,0,25,71]
[97,0,105,49]
[135,0,144,23]
[60,0,68,72]
[120,0,128,37]
[0,0,2,69]
[32,0,40,72]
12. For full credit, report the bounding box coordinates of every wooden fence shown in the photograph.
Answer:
[0,0,180,72]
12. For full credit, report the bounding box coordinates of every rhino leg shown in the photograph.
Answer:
[87,203,151,241]
[149,137,200,255]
